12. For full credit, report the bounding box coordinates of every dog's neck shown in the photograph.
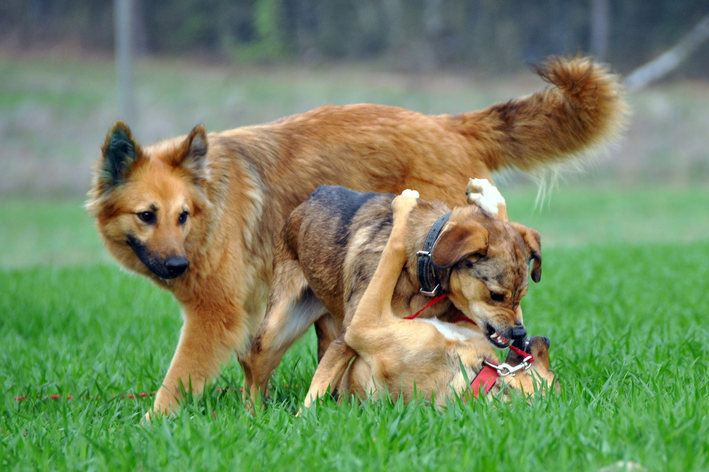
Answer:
[390,202,456,320]
[403,202,447,286]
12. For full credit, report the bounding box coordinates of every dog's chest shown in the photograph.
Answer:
[417,317,479,342]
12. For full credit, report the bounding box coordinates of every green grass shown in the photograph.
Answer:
[2,243,708,470]
[2,186,709,470]
[0,200,111,268]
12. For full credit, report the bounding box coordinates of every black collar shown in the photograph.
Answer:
[416,212,451,296]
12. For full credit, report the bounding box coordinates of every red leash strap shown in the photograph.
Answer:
[403,293,448,320]
[467,361,499,401]
[508,344,535,364]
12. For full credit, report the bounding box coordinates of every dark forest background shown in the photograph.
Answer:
[3,0,709,76]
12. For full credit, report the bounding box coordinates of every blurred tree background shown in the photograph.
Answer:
[1,0,709,195]
[2,0,708,76]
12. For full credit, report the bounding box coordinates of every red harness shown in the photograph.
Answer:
[403,293,535,400]
[468,343,535,400]
[403,293,449,320]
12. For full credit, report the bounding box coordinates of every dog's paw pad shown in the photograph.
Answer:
[401,189,420,198]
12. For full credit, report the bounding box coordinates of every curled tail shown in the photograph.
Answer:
[448,56,628,176]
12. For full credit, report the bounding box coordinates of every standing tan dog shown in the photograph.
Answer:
[87,57,625,414]
[302,193,556,406]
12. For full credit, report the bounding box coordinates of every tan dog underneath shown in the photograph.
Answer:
[304,193,556,406]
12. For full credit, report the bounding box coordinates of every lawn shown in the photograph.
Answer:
[2,186,709,471]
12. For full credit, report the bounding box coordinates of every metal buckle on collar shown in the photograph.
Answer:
[484,356,534,377]
[419,284,440,296]
[416,251,440,296]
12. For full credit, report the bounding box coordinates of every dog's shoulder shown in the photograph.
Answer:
[298,186,394,241]
[307,185,393,213]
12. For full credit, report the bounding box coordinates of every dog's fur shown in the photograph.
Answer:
[303,194,556,406]
[246,179,541,401]
[87,57,625,414]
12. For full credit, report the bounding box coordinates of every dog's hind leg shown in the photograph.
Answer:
[314,314,340,362]
[304,335,356,408]
[246,259,328,402]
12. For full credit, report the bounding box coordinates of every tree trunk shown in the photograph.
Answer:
[114,0,135,127]
[590,0,610,61]
[624,14,709,91]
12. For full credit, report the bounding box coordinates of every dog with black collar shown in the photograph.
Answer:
[245,179,545,403]
[306,192,556,405]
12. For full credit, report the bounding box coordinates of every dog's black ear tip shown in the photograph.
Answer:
[189,124,208,138]
[542,336,550,348]
[108,120,132,137]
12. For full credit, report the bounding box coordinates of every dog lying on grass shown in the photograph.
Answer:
[87,57,624,414]
[246,179,545,403]
[302,193,555,405]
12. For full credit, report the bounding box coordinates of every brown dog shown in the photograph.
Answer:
[246,178,540,402]
[303,194,556,406]
[87,57,624,414]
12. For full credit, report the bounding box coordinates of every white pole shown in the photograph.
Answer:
[114,0,135,126]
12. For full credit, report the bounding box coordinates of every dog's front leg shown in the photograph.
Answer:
[152,308,241,416]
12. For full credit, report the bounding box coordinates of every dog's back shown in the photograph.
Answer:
[281,185,395,320]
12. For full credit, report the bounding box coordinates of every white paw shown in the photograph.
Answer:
[401,189,420,198]
[467,178,504,217]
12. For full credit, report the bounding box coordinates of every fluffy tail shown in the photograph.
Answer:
[448,56,628,177]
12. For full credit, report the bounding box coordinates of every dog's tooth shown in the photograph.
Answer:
[490,333,498,339]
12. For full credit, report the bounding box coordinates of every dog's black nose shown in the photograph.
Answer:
[165,256,189,276]
[509,324,527,340]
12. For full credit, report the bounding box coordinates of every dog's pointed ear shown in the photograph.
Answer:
[510,223,542,283]
[431,220,488,270]
[99,121,143,187]
[173,124,208,177]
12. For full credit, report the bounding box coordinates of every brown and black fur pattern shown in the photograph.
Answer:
[87,57,625,415]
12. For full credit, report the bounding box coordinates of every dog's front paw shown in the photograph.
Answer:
[466,178,505,217]
[392,192,418,220]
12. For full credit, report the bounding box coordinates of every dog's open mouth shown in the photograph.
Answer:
[485,324,511,349]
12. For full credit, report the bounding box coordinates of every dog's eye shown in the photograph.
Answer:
[178,211,189,224]
[490,291,505,302]
[137,211,156,224]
